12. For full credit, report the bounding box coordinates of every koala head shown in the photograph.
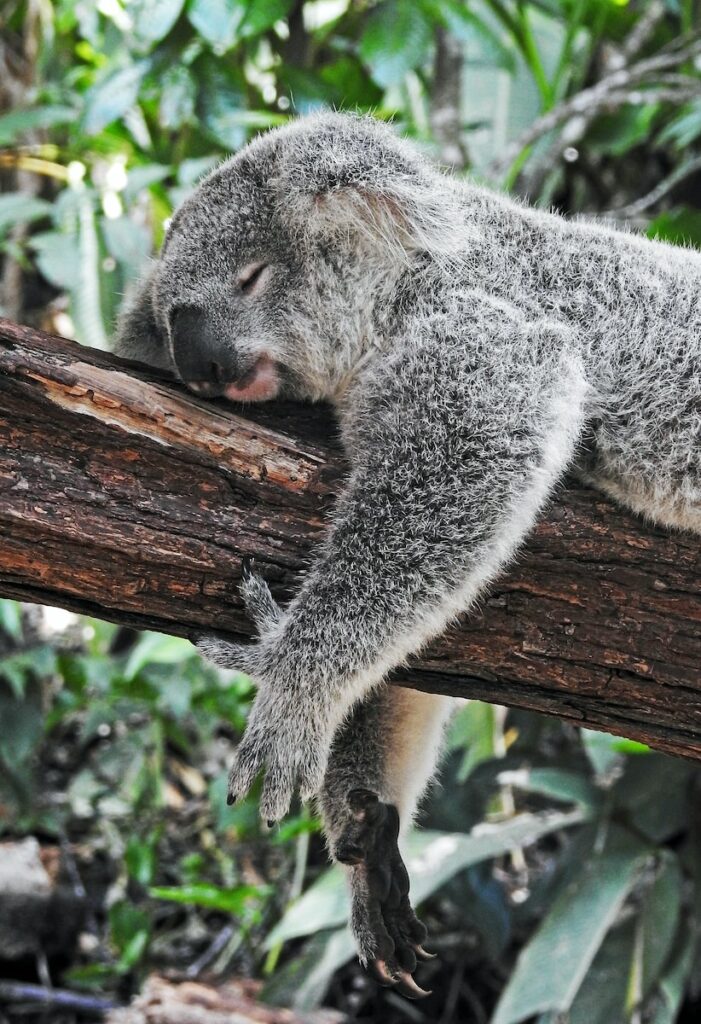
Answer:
[115,112,462,403]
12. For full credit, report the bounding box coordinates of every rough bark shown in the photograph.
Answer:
[0,318,699,759]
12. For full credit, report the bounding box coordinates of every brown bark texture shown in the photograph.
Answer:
[0,318,699,760]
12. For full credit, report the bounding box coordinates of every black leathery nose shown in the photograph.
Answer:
[170,306,235,387]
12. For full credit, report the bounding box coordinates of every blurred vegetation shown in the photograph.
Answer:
[1,0,701,1021]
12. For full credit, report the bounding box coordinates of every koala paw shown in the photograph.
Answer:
[227,690,330,821]
[195,634,257,672]
[338,789,435,999]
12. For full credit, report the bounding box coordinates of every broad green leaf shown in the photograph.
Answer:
[492,826,651,1024]
[613,755,694,843]
[188,0,246,50]
[447,699,497,781]
[0,106,76,145]
[159,65,196,130]
[149,882,268,914]
[0,677,44,765]
[131,0,186,43]
[265,809,587,948]
[102,216,151,282]
[588,104,658,157]
[580,727,648,776]
[109,902,150,969]
[124,632,194,681]
[640,853,682,996]
[0,194,52,237]
[263,927,357,1011]
[440,0,515,71]
[30,230,82,291]
[648,208,701,251]
[359,0,433,88]
[567,919,636,1024]
[0,600,23,642]
[125,835,158,886]
[240,0,294,37]
[658,99,701,150]
[123,163,172,198]
[83,62,150,135]
[73,192,109,348]
[651,929,695,1024]
[196,59,248,150]
[499,767,600,811]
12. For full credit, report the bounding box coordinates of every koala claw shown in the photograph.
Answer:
[340,788,434,1000]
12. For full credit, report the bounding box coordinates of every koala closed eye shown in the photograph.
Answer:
[238,261,269,294]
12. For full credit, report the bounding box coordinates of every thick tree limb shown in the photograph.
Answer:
[0,318,699,759]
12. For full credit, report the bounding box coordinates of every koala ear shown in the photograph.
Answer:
[276,115,465,265]
[113,265,172,371]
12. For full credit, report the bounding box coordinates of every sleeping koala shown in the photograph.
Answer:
[115,112,701,997]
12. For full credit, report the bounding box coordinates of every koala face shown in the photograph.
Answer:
[153,148,304,402]
[130,113,456,404]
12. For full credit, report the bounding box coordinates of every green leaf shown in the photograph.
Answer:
[83,62,150,135]
[658,99,701,150]
[124,632,195,681]
[109,902,150,969]
[0,600,23,642]
[123,163,172,198]
[491,826,651,1024]
[439,0,515,71]
[102,216,151,282]
[588,104,658,157]
[73,192,109,348]
[651,928,695,1024]
[149,882,268,914]
[131,0,186,43]
[239,0,294,37]
[266,809,587,947]
[567,918,636,1024]
[0,193,52,238]
[262,927,357,1011]
[359,0,433,88]
[159,65,196,130]
[640,853,682,996]
[447,700,497,781]
[125,835,158,886]
[648,208,701,251]
[499,767,600,811]
[30,230,82,291]
[195,59,248,150]
[188,0,246,50]
[0,106,76,146]
[0,677,44,766]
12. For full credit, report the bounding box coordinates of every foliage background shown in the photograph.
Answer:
[1,0,700,1021]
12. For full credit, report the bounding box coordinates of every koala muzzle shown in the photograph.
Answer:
[170,306,238,397]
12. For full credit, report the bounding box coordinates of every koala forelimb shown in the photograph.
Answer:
[114,112,701,989]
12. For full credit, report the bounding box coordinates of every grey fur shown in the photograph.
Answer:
[114,112,701,971]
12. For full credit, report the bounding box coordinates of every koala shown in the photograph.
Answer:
[114,112,701,997]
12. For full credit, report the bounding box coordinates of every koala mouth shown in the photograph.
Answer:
[188,354,280,403]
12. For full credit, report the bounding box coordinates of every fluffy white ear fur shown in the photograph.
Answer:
[274,115,469,268]
[308,175,469,268]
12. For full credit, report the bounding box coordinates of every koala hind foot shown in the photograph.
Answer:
[338,788,435,999]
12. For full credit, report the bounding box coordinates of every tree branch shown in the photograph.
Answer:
[0,318,699,760]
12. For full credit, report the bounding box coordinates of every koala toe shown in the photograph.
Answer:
[343,790,434,1000]
[239,558,282,635]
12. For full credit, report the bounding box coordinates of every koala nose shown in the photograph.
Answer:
[169,306,234,395]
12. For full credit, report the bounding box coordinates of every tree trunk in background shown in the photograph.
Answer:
[0,318,699,759]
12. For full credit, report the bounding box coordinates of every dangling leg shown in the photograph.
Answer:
[320,685,454,998]
[228,560,453,994]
